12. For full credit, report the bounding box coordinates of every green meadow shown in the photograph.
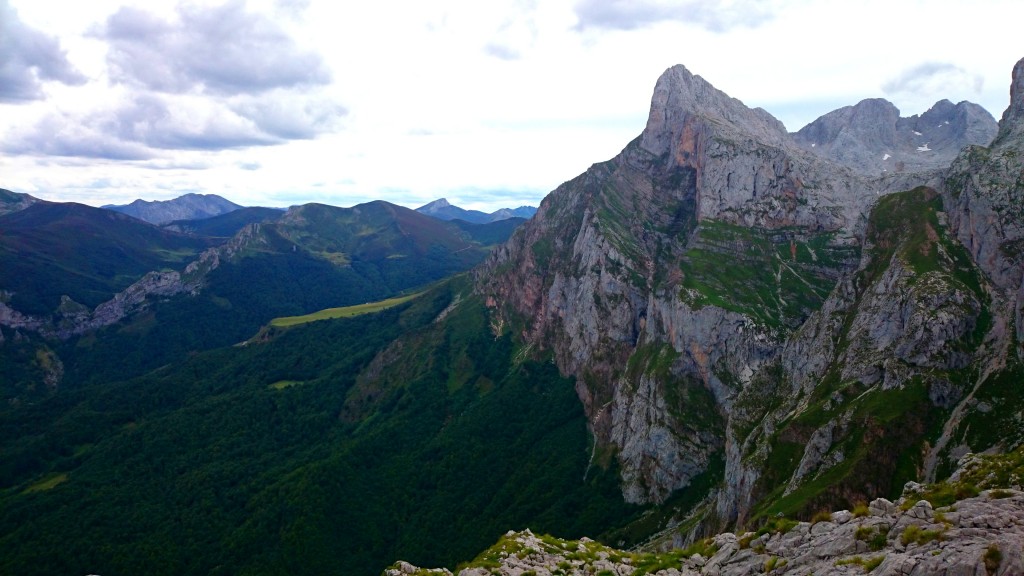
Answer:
[269,292,423,327]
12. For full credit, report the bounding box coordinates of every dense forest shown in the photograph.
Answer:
[0,277,642,576]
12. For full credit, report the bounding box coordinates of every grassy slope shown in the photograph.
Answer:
[270,293,423,327]
[680,220,859,329]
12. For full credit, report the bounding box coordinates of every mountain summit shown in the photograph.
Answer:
[104,193,243,224]
[793,97,997,175]
[479,55,1022,539]
[416,197,537,223]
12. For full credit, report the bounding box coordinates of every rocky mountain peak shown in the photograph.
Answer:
[995,56,1024,144]
[640,64,789,159]
[418,198,451,210]
[794,95,997,176]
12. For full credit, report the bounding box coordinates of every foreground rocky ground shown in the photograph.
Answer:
[385,486,1024,576]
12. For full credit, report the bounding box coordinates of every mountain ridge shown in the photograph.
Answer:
[416,197,537,223]
[103,192,243,224]
[476,55,1024,535]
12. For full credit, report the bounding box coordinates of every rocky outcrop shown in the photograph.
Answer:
[0,222,268,339]
[794,98,998,177]
[387,489,1024,575]
[0,188,40,216]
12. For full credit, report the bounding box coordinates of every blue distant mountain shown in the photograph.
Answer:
[415,198,536,223]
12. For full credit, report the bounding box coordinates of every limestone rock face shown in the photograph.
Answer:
[794,97,998,176]
[478,62,950,506]
[996,56,1024,144]
[477,57,1024,538]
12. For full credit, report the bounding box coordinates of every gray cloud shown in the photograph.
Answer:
[103,95,281,150]
[573,0,775,33]
[3,95,285,160]
[97,0,331,95]
[0,0,86,103]
[231,93,347,139]
[883,62,984,96]
[3,113,153,160]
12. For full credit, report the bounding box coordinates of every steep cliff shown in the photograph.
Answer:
[477,56,1023,537]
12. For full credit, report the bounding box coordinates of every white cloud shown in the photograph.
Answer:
[0,0,86,103]
[1,0,1022,211]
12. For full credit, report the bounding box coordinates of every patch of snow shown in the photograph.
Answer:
[882,153,891,161]
[937,124,943,128]
[917,143,931,152]
[811,143,816,147]
[914,131,923,136]
[944,120,950,125]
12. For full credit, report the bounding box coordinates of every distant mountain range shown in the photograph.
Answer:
[98,193,536,227]
[416,198,537,223]
[103,193,244,224]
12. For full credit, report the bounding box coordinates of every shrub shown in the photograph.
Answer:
[983,544,1002,575]
[900,525,921,546]
[836,555,885,573]
[811,510,833,524]
[852,502,870,517]
[863,555,885,571]
[900,525,944,546]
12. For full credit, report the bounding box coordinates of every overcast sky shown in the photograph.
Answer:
[1,0,1020,212]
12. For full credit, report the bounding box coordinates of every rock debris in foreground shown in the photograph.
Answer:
[385,489,1024,575]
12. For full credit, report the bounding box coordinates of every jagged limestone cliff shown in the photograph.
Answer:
[477,56,1024,537]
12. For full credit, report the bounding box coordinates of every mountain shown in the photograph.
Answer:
[2,56,1024,576]
[0,201,213,316]
[0,199,509,389]
[0,188,40,216]
[416,198,537,223]
[793,98,998,176]
[103,192,243,224]
[478,56,1024,537]
[162,206,285,238]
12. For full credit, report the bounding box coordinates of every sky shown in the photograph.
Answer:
[1,0,1021,212]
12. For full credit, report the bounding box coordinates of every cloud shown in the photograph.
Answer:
[0,0,86,103]
[4,89,346,159]
[97,0,331,95]
[231,93,347,139]
[3,94,286,160]
[105,95,282,150]
[3,112,153,160]
[484,42,522,60]
[883,62,984,97]
[573,0,776,33]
